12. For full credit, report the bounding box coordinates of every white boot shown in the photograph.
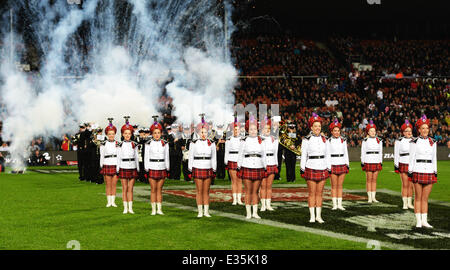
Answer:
[331,197,338,210]
[415,213,422,228]
[252,205,261,219]
[237,193,244,205]
[111,195,117,207]
[197,205,203,218]
[106,196,112,207]
[367,192,373,203]
[156,202,164,215]
[203,205,211,217]
[260,199,266,212]
[245,205,252,219]
[407,197,414,209]
[421,213,433,228]
[266,199,274,211]
[128,201,134,214]
[371,192,379,203]
[315,207,324,223]
[309,207,315,223]
[123,201,128,214]
[151,202,156,215]
[402,197,408,209]
[337,198,346,210]
[232,193,237,205]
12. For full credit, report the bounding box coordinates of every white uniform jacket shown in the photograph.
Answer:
[408,136,437,174]
[237,136,267,169]
[394,137,412,168]
[188,139,217,171]
[224,136,241,164]
[116,141,140,172]
[361,136,383,165]
[327,136,349,166]
[144,139,170,171]
[262,135,279,167]
[300,133,331,171]
[99,140,119,167]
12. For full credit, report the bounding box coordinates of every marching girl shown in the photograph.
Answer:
[99,118,119,208]
[224,115,244,205]
[260,116,278,212]
[409,115,437,228]
[144,116,170,215]
[188,114,217,218]
[300,113,331,223]
[361,120,383,203]
[327,119,349,211]
[117,116,140,214]
[237,115,267,219]
[394,119,415,210]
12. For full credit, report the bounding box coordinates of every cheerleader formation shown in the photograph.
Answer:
[95,113,438,228]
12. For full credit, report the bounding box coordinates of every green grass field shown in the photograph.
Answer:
[0,161,449,250]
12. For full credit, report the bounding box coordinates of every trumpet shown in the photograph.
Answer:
[279,122,302,156]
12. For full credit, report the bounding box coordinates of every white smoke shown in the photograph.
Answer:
[0,0,237,169]
[0,37,65,168]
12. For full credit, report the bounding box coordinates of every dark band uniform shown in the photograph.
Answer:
[285,124,300,182]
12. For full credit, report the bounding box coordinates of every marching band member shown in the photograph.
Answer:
[260,116,278,211]
[99,118,119,208]
[224,114,244,205]
[285,122,300,182]
[361,119,383,203]
[188,114,217,218]
[144,116,170,215]
[300,112,331,223]
[237,114,267,219]
[394,119,415,209]
[181,124,192,182]
[214,124,227,180]
[327,119,349,211]
[117,116,140,214]
[409,115,437,228]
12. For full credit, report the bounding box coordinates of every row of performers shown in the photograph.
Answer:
[72,119,257,184]
[95,113,438,228]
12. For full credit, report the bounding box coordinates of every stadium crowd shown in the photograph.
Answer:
[0,35,449,159]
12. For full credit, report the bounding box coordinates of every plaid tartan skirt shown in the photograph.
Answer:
[410,172,437,184]
[227,161,238,170]
[363,163,382,172]
[331,164,349,175]
[148,169,167,180]
[240,167,265,181]
[118,168,138,179]
[192,168,214,179]
[264,165,279,177]
[100,165,117,176]
[398,163,409,173]
[304,168,329,181]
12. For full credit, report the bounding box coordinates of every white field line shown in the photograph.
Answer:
[111,186,421,250]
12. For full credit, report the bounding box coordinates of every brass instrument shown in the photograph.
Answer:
[279,122,302,156]
[92,128,104,147]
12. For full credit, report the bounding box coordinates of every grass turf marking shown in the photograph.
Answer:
[113,185,419,250]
